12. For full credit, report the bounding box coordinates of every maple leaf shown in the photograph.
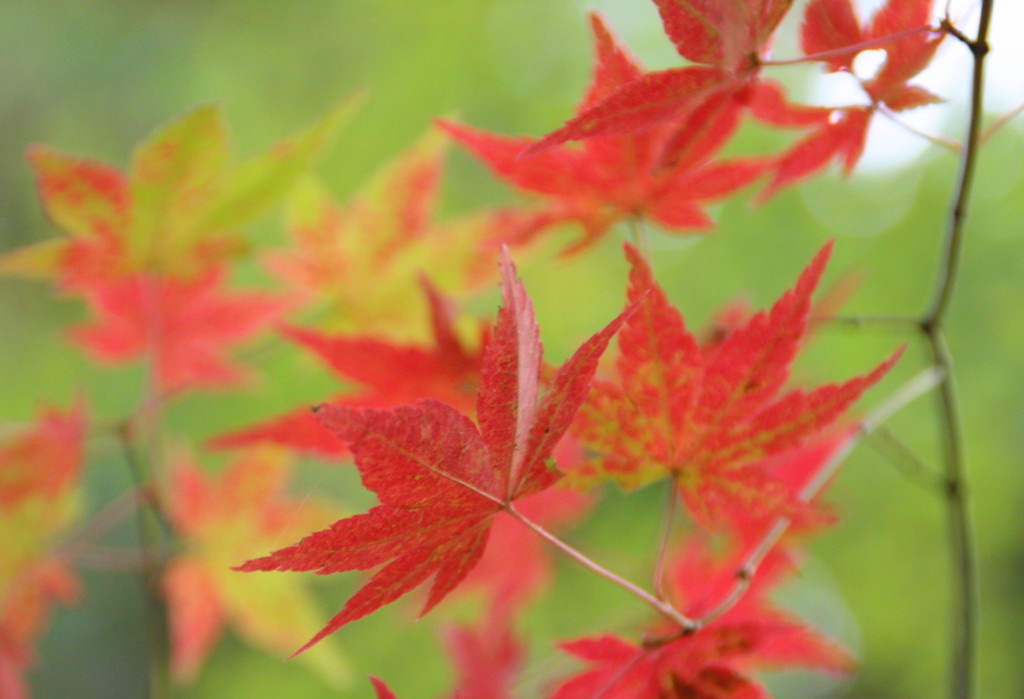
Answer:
[0,404,85,698]
[550,532,850,698]
[756,0,943,197]
[523,2,798,159]
[801,0,943,111]
[162,447,349,685]
[237,248,633,653]
[441,14,767,256]
[572,241,901,526]
[0,98,357,283]
[265,127,501,339]
[68,267,287,393]
[209,279,484,457]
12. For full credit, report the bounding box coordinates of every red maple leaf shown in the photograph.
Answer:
[801,0,943,110]
[758,0,943,197]
[441,15,766,256]
[572,241,901,526]
[68,267,287,393]
[209,280,484,456]
[549,534,851,698]
[523,2,797,160]
[236,248,634,653]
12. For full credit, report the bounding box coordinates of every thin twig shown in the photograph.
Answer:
[507,505,697,632]
[878,106,962,153]
[819,314,921,332]
[979,101,1024,144]
[763,26,937,67]
[865,426,946,492]
[53,487,143,558]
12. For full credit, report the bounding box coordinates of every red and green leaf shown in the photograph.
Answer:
[265,128,497,337]
[2,98,356,284]
[163,448,348,685]
[573,241,901,526]
[0,404,86,696]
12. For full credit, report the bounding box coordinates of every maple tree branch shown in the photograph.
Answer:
[979,101,1024,144]
[821,314,920,332]
[505,505,697,632]
[922,6,993,698]
[125,273,174,699]
[763,26,936,67]
[690,367,945,630]
[877,106,962,153]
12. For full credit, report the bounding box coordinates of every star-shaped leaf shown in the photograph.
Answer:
[237,248,633,653]
[550,534,851,698]
[442,14,766,256]
[3,97,358,283]
[573,242,901,526]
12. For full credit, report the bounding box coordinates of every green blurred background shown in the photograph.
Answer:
[1,1,1022,697]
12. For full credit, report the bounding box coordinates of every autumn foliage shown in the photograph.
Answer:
[3,0,991,697]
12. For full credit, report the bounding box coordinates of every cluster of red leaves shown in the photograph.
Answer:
[551,537,852,699]
[0,405,85,699]
[0,0,951,693]
[443,0,944,254]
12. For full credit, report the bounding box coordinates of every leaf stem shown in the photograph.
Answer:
[878,106,962,153]
[627,217,652,264]
[505,505,697,632]
[763,26,937,68]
